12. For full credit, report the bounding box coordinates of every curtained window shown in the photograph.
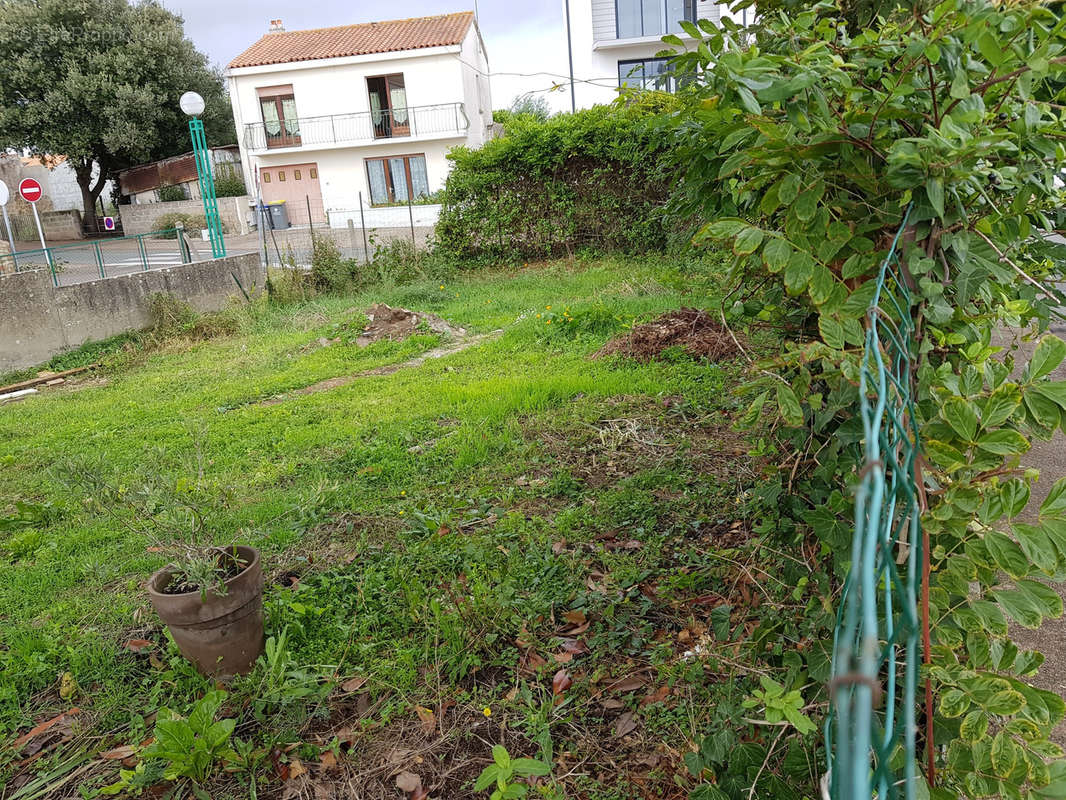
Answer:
[366,154,429,205]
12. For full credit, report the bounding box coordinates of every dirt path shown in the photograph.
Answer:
[259,331,501,407]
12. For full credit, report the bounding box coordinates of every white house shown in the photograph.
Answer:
[565,0,745,108]
[225,11,492,228]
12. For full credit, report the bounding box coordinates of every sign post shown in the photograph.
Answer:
[18,178,48,253]
[0,180,17,272]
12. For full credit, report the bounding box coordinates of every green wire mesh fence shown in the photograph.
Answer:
[827,206,925,800]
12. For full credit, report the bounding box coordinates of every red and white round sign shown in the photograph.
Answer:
[18,178,43,203]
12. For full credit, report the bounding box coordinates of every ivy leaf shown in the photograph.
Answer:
[1028,336,1066,381]
[776,384,804,427]
[983,530,1031,579]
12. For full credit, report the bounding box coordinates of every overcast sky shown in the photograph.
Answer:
[162,0,576,113]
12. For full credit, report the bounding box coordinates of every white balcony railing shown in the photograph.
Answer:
[243,102,469,153]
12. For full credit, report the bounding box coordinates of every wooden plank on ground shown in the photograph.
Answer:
[0,364,98,395]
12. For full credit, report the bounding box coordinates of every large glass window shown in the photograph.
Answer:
[616,0,696,38]
[618,58,678,91]
[367,74,409,138]
[259,91,300,148]
[366,154,430,205]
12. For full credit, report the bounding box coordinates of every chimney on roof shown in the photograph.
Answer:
[268,19,285,32]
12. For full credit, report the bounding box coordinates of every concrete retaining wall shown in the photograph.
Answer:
[0,252,264,372]
[120,195,252,236]
[7,208,84,241]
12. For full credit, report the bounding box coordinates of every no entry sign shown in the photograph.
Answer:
[18,178,43,203]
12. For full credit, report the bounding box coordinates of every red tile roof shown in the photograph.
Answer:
[229,12,474,69]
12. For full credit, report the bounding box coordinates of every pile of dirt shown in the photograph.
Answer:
[354,303,466,348]
[594,307,741,363]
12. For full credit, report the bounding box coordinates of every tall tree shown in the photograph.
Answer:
[0,0,235,231]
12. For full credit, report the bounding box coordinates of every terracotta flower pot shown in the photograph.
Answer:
[147,545,264,677]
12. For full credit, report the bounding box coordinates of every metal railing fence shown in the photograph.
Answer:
[243,103,469,152]
[1,229,188,287]
[827,206,924,800]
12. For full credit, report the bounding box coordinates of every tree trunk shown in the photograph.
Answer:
[73,159,107,235]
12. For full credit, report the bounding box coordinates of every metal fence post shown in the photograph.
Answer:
[175,223,189,264]
[407,191,416,246]
[306,195,313,232]
[94,241,105,279]
[137,234,149,271]
[358,191,370,265]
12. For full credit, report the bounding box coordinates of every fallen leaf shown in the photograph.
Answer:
[562,610,586,625]
[436,525,450,536]
[505,686,518,701]
[565,621,591,635]
[319,750,338,771]
[340,677,367,693]
[559,638,589,655]
[614,711,639,737]
[125,639,154,653]
[607,676,645,693]
[396,771,422,793]
[553,652,573,664]
[640,685,671,707]
[551,540,567,554]
[600,697,625,710]
[415,706,436,734]
[289,758,308,779]
[146,546,164,553]
[12,709,81,752]
[101,745,137,761]
[552,669,572,696]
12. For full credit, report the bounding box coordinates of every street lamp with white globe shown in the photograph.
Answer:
[180,90,226,258]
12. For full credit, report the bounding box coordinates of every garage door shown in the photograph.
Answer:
[258,163,325,226]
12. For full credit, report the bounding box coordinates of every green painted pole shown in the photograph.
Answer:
[188,117,226,259]
[137,234,149,271]
[94,241,105,279]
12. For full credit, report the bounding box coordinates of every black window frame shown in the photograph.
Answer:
[617,57,680,92]
[615,0,697,39]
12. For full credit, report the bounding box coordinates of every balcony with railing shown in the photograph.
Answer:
[243,102,469,154]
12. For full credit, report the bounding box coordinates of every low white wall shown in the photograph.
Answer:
[327,203,441,230]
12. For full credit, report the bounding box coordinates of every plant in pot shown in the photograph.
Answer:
[56,455,264,677]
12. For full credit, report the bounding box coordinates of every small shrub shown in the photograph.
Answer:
[158,184,186,202]
[151,212,229,239]
[309,233,355,293]
[147,292,240,341]
[214,172,246,198]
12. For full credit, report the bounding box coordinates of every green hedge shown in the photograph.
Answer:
[436,97,684,261]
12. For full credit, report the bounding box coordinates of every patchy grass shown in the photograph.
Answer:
[0,257,828,799]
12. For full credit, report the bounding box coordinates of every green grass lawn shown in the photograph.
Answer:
[0,257,823,799]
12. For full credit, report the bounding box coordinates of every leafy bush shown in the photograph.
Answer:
[151,212,228,239]
[158,184,186,202]
[308,232,354,293]
[437,97,685,262]
[214,170,246,198]
[668,0,1066,795]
